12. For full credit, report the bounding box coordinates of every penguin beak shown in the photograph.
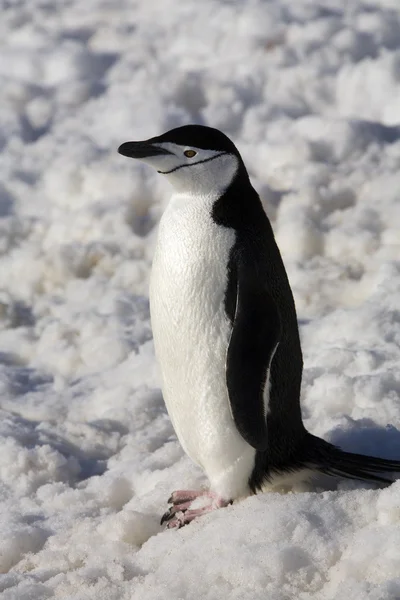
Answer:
[118,141,172,159]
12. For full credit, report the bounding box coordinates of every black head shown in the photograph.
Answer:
[145,125,242,155]
[118,124,246,194]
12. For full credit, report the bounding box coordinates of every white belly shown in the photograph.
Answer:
[149,193,255,500]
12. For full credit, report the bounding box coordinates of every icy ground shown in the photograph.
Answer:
[0,0,400,598]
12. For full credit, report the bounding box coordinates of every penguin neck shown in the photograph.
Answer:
[211,163,264,230]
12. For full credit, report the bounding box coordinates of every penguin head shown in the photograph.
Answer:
[118,125,244,195]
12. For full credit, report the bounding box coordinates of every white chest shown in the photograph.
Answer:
[150,194,234,383]
[149,193,255,500]
[150,194,233,330]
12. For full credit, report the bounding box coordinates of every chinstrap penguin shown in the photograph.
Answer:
[118,125,400,528]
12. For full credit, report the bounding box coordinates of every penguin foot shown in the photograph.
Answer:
[161,490,230,529]
[167,489,206,505]
[165,506,215,528]
[160,500,193,525]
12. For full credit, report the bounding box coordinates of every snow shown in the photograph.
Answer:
[0,0,400,597]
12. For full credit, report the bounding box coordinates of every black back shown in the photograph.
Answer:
[212,161,306,492]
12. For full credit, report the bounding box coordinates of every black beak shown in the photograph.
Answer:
[118,141,172,159]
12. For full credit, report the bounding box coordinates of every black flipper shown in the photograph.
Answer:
[302,434,400,485]
[226,252,281,451]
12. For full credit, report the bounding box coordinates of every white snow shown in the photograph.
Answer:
[0,0,400,598]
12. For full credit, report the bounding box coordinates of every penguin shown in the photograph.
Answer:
[118,125,400,528]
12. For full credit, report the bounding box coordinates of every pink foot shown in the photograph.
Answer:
[161,490,230,528]
[168,489,211,504]
[160,500,193,525]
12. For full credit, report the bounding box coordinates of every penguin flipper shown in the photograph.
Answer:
[226,255,280,451]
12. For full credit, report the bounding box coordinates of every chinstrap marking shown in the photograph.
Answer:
[157,151,227,174]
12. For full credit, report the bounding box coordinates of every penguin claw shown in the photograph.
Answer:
[165,506,218,529]
[160,507,173,525]
[161,491,231,529]
[160,507,174,525]
[160,499,193,525]
[165,513,186,529]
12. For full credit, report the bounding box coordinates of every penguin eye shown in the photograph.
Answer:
[184,149,197,158]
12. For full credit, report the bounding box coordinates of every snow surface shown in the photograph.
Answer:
[1,0,400,598]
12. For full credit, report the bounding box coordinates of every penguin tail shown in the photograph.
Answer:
[305,434,400,485]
